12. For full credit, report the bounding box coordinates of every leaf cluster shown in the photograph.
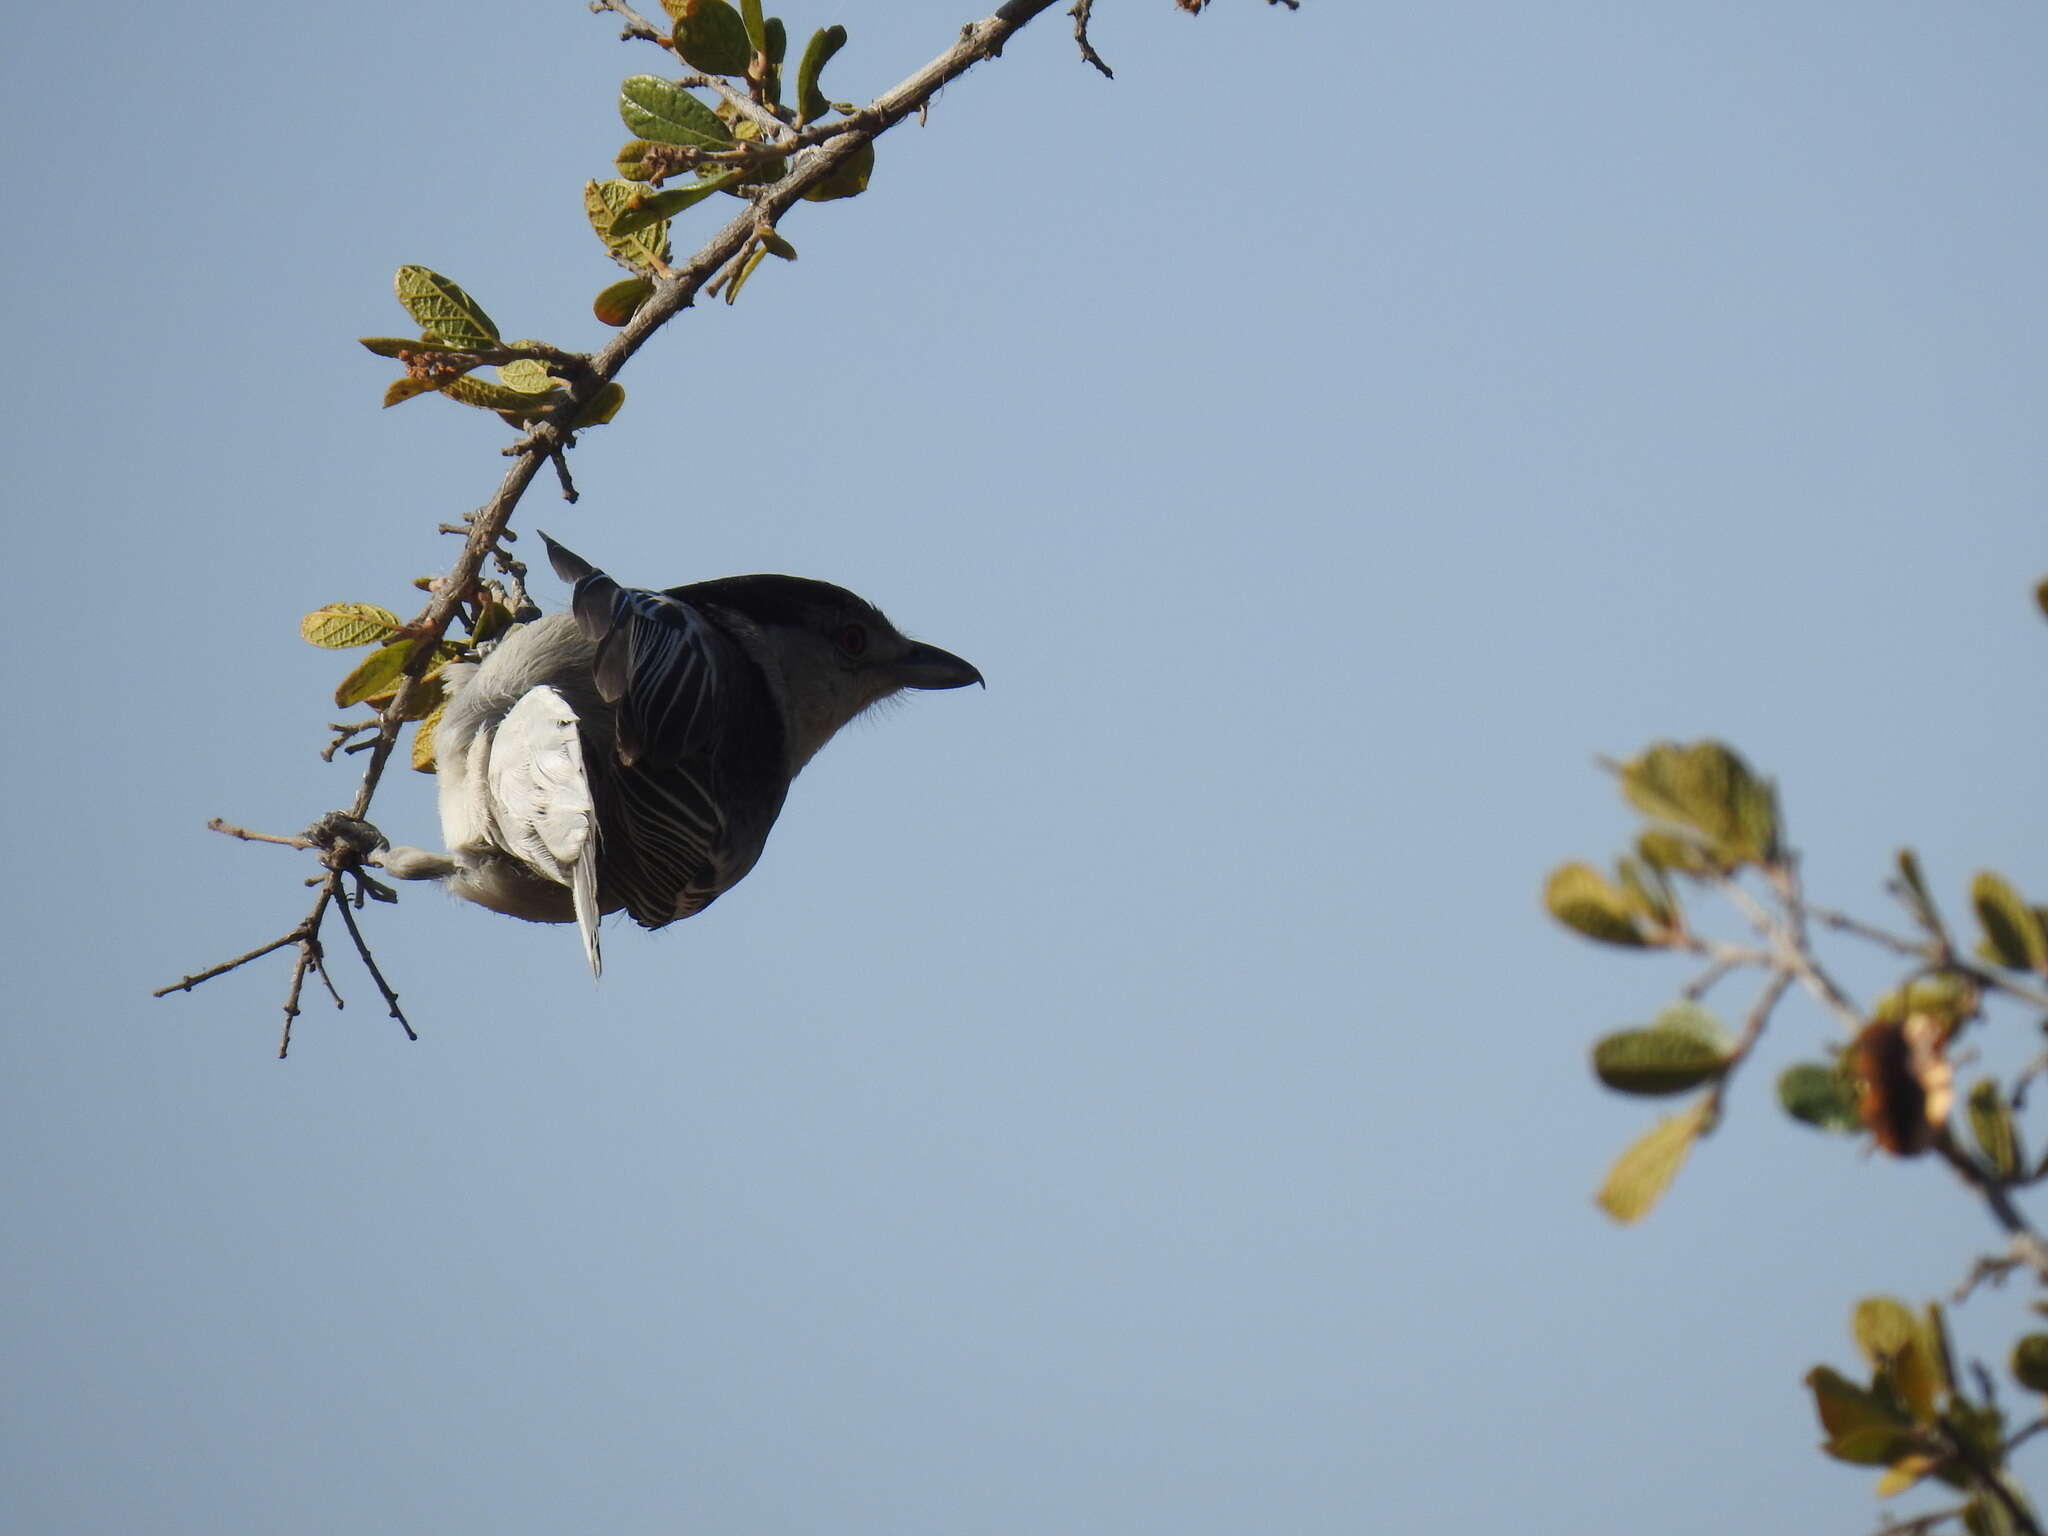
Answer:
[300,583,518,772]
[1806,1296,2037,1532]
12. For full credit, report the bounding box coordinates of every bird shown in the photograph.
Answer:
[376,533,983,974]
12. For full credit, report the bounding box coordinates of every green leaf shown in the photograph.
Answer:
[1614,855,1676,928]
[2012,1334,2048,1393]
[440,375,563,416]
[335,640,419,709]
[495,357,559,396]
[358,336,487,360]
[1595,1099,1712,1224]
[394,266,499,348]
[1591,1004,1732,1096]
[412,698,446,774]
[606,171,740,236]
[802,137,874,202]
[1972,870,2047,972]
[568,382,627,428]
[585,178,672,272]
[1777,1061,1863,1133]
[1966,1492,2032,1536]
[762,15,785,67]
[1894,847,1941,930]
[618,74,732,149]
[739,0,765,52]
[1852,1297,1942,1421]
[1618,740,1779,868]
[796,24,847,122]
[1872,972,1980,1029]
[722,241,770,305]
[301,603,401,649]
[1969,1079,2022,1180]
[1806,1366,1916,1465]
[672,0,753,75]
[1544,862,1649,947]
[593,277,655,327]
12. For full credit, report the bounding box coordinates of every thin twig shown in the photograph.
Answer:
[589,0,668,46]
[1938,1407,2047,1536]
[1705,968,1793,1123]
[334,890,417,1042]
[1810,901,2048,1012]
[1873,1507,1970,1536]
[206,818,313,850]
[1070,0,1113,78]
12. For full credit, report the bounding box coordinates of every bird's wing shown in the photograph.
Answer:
[486,685,603,976]
[544,533,749,769]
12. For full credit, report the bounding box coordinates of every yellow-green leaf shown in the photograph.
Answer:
[1872,972,1980,1029]
[412,698,445,774]
[300,602,401,649]
[569,382,627,429]
[1595,1099,1712,1224]
[1875,1454,1943,1498]
[334,640,418,709]
[672,0,753,75]
[803,137,874,203]
[383,376,447,408]
[1970,1079,2022,1180]
[618,74,732,149]
[608,172,740,236]
[722,241,770,305]
[1618,740,1779,868]
[1972,870,2047,973]
[1591,1004,1732,1096]
[394,265,499,348]
[358,335,484,360]
[495,357,559,395]
[585,178,672,273]
[1544,862,1649,947]
[441,375,562,416]
[1852,1297,1941,1421]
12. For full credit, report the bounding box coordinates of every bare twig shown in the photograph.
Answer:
[1810,900,2048,1013]
[1070,0,1114,78]
[589,0,669,46]
[1705,968,1793,1123]
[334,890,417,1042]
[1939,1140,2048,1288]
[1872,1507,1970,1536]
[205,818,314,850]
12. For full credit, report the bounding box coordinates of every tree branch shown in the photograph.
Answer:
[156,0,1072,1046]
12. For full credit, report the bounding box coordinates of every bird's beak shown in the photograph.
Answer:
[893,642,984,690]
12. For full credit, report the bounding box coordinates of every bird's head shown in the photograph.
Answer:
[677,574,983,771]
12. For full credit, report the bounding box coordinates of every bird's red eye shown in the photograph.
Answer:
[837,623,869,657]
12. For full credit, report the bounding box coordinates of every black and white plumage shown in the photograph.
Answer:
[377,535,983,974]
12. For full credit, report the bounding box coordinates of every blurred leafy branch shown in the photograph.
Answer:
[1547,582,2048,1536]
[153,0,1302,1054]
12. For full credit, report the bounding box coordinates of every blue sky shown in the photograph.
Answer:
[6,2,2048,1531]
